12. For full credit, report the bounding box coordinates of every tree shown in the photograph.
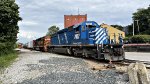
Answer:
[0,0,22,55]
[111,25,124,31]
[125,24,134,36]
[46,26,59,36]
[132,5,150,35]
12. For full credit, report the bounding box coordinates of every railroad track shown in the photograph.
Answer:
[113,59,150,69]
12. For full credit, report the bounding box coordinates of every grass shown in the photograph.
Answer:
[0,51,18,69]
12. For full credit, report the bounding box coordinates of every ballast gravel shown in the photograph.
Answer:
[0,49,129,84]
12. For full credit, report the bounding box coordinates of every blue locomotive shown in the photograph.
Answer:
[48,21,125,61]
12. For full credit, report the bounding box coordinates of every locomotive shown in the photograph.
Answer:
[47,21,125,61]
[33,36,50,52]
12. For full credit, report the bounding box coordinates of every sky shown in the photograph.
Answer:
[15,0,150,43]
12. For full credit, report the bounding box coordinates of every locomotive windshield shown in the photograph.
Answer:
[86,23,97,29]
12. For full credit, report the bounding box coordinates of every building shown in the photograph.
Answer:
[64,14,87,28]
[100,23,125,43]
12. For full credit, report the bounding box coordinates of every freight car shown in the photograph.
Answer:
[48,21,125,61]
[27,40,34,49]
[34,36,50,52]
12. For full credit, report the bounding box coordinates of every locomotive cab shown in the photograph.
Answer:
[73,21,100,45]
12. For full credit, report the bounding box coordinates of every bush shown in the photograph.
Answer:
[130,35,150,43]
[0,42,15,56]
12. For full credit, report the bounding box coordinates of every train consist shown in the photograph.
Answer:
[25,21,125,61]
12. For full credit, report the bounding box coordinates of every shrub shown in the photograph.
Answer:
[130,35,150,43]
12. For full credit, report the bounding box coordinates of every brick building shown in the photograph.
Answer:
[64,14,87,28]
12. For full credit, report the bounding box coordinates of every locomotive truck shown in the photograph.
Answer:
[47,21,125,61]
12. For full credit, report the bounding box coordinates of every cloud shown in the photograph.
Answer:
[15,0,150,43]
[17,30,45,43]
[18,20,38,26]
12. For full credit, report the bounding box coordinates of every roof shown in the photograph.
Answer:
[100,23,124,33]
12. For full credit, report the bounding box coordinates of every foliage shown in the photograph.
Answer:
[125,24,133,35]
[0,0,21,55]
[111,25,124,31]
[130,35,150,43]
[0,50,18,69]
[46,25,59,36]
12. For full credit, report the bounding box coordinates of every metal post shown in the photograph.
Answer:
[135,20,140,34]
[133,20,135,36]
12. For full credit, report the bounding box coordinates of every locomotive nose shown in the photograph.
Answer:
[94,28,108,44]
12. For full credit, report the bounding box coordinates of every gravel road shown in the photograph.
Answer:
[0,49,129,84]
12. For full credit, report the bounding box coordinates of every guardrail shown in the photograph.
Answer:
[124,44,150,52]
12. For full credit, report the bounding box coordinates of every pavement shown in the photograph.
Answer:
[125,52,150,62]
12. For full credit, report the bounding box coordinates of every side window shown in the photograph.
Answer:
[86,23,97,29]
[75,27,80,34]
[74,27,80,39]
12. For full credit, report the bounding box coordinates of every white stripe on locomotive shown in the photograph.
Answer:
[95,28,103,36]
[95,30,104,40]
[99,36,107,44]
[95,33,107,44]
[64,33,68,43]
[58,34,60,44]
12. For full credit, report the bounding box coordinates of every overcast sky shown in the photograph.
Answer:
[16,0,150,43]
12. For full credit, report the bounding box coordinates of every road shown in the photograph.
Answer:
[125,52,150,62]
[0,49,129,84]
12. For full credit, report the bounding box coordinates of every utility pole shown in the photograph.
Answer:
[78,8,79,15]
[77,8,79,23]
[133,20,134,36]
[135,20,140,34]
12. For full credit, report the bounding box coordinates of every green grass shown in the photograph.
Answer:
[0,51,18,69]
